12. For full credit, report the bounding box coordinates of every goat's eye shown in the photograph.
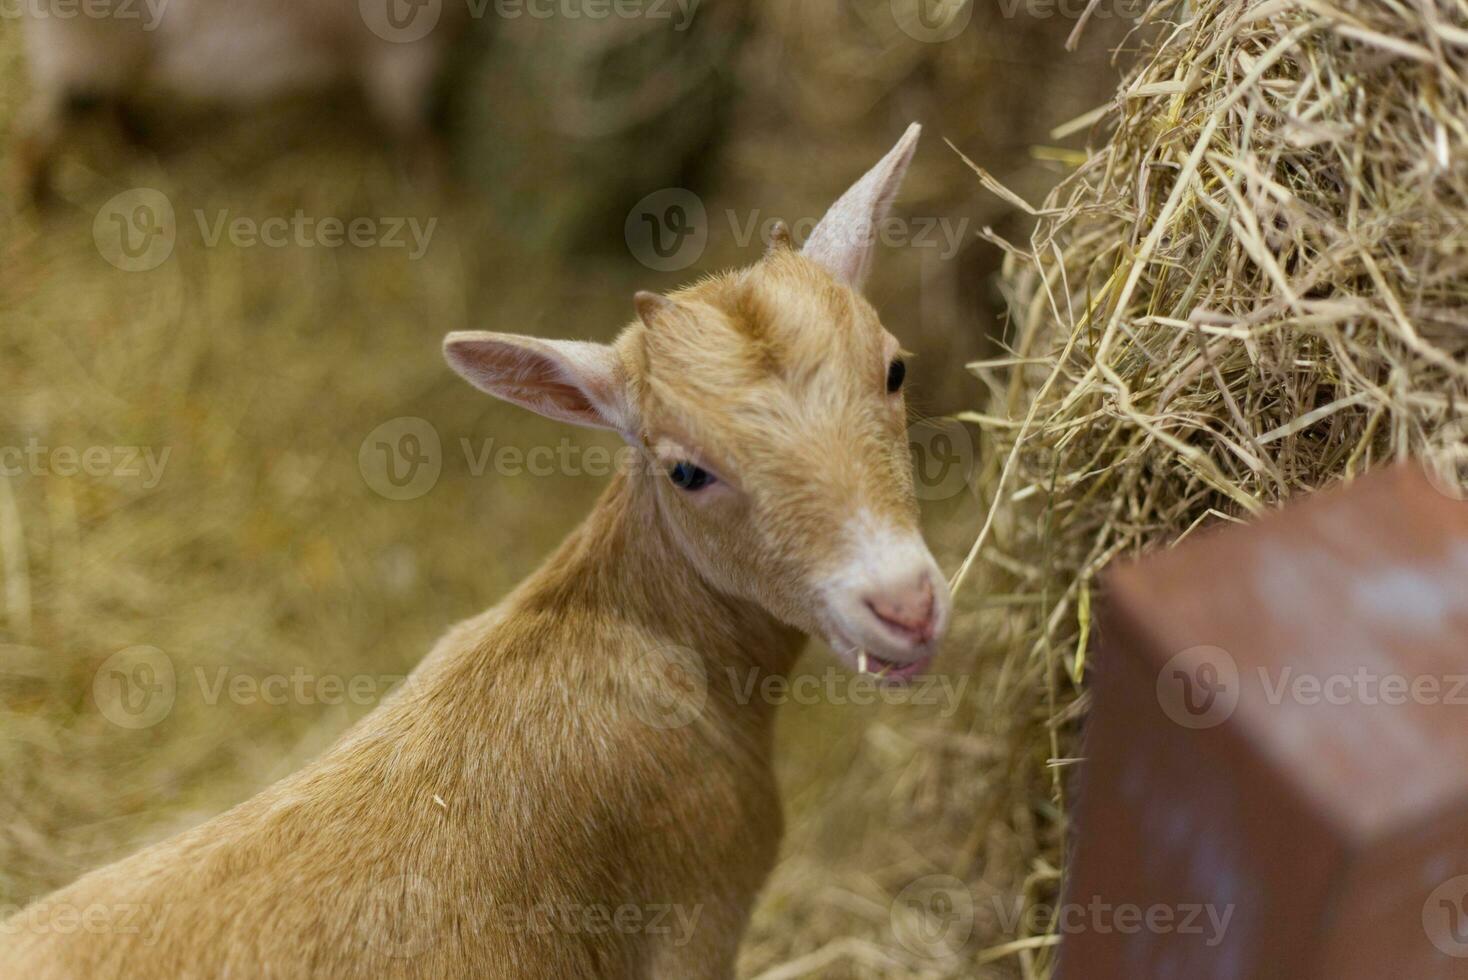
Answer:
[668,462,714,492]
[886,358,906,393]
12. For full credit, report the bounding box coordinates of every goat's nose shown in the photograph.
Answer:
[865,578,936,642]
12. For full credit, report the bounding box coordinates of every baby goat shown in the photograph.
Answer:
[0,124,948,978]
[15,0,465,199]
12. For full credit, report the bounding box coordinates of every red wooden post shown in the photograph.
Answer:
[1058,465,1468,978]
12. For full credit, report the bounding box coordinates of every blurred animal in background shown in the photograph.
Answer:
[14,0,470,201]
[0,124,946,979]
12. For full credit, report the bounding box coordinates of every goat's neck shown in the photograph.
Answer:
[513,471,806,684]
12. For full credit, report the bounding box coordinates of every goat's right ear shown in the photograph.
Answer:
[443,332,631,434]
[802,122,921,290]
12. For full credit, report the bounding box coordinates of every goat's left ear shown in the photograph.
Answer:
[443,331,631,434]
[802,123,921,290]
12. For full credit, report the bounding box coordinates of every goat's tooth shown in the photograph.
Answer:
[857,651,869,674]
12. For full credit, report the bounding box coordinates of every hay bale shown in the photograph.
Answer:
[958,0,1468,972]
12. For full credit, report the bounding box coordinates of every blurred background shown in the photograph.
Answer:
[0,2,1125,975]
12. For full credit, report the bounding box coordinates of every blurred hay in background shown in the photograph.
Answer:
[456,2,747,249]
[935,0,1466,975]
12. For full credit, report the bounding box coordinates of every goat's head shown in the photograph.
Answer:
[445,124,948,681]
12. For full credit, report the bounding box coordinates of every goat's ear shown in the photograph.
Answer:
[443,332,630,434]
[802,122,921,289]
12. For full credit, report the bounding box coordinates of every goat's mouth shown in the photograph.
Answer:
[833,644,935,685]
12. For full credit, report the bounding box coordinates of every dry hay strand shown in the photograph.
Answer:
[957,0,1468,974]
